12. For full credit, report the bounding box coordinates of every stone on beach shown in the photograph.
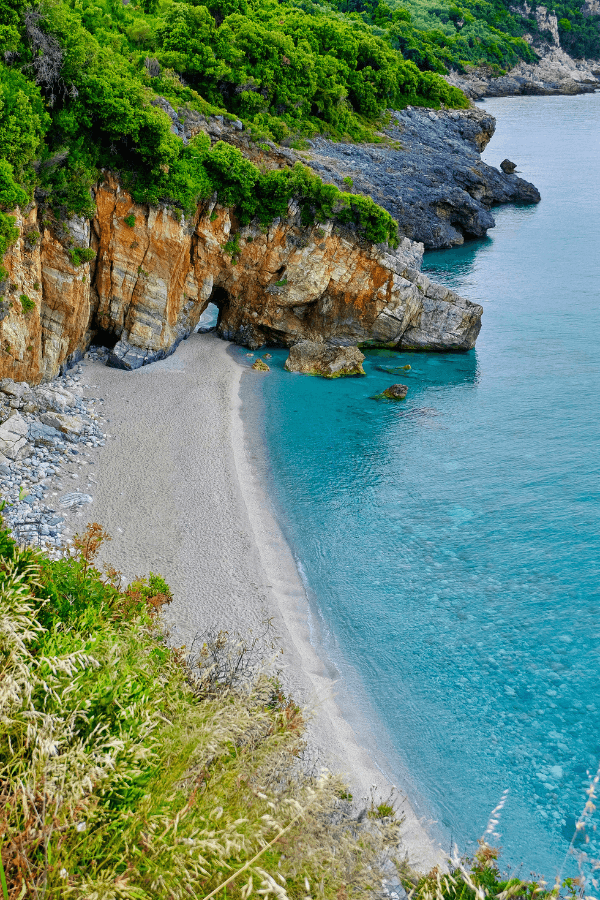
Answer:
[40,411,85,439]
[29,421,63,447]
[0,371,105,553]
[0,413,32,460]
[59,492,93,508]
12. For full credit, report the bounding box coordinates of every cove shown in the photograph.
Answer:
[240,94,600,879]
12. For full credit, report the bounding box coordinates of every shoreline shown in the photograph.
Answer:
[76,331,445,873]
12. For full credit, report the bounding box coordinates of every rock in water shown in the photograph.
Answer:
[500,159,517,174]
[251,359,270,371]
[284,342,365,378]
[382,384,409,399]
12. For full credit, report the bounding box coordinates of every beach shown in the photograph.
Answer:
[72,330,444,873]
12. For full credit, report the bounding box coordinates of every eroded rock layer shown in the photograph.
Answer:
[0,175,483,382]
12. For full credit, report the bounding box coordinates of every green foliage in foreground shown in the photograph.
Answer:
[0,521,405,898]
[1,520,584,900]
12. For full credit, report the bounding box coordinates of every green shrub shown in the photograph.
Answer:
[67,246,96,267]
[19,293,35,314]
[222,232,241,258]
[124,213,136,227]
[0,520,404,898]
[24,228,40,248]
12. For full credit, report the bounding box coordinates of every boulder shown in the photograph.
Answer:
[40,411,85,440]
[28,420,63,447]
[284,342,365,378]
[251,359,270,371]
[500,159,517,174]
[0,380,31,401]
[382,383,408,399]
[0,413,32,460]
[35,385,77,413]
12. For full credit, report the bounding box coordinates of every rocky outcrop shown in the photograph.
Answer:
[446,47,600,100]
[0,209,95,384]
[306,106,540,249]
[284,342,366,378]
[0,174,484,382]
[581,0,600,17]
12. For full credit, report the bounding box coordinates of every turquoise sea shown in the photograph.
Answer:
[239,94,600,880]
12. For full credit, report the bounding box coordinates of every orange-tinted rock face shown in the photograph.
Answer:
[0,209,93,383]
[0,176,483,382]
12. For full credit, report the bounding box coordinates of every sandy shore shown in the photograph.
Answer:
[75,331,445,873]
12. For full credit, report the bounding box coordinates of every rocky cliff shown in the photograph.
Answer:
[305,106,540,249]
[444,7,600,100]
[0,175,483,381]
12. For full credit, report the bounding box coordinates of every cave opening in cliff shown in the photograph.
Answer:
[201,287,230,330]
[195,302,219,332]
[90,328,118,351]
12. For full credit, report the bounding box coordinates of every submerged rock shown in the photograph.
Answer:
[284,342,366,378]
[375,383,409,400]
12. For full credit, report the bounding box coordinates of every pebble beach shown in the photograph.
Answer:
[1,330,445,875]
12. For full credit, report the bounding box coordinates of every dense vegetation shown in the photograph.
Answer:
[335,0,600,74]
[0,0,469,251]
[0,0,597,255]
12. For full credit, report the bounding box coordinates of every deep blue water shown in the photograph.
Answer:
[240,94,600,880]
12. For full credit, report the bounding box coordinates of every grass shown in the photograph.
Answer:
[0,521,405,899]
[2,518,597,899]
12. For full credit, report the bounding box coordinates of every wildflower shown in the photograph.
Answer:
[59,869,68,878]
[75,821,86,832]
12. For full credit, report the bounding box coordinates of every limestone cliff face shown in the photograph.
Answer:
[0,175,483,382]
[0,209,94,383]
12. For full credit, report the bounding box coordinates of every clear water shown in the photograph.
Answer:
[240,94,600,880]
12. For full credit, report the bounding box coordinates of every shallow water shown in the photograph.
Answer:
[240,94,600,879]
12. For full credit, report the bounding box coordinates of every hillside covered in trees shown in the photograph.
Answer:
[0,0,597,251]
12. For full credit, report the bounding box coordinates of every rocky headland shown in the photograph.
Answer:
[0,173,483,383]
[305,106,540,249]
[0,104,543,381]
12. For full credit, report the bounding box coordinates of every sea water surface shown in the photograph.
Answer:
[239,94,600,879]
